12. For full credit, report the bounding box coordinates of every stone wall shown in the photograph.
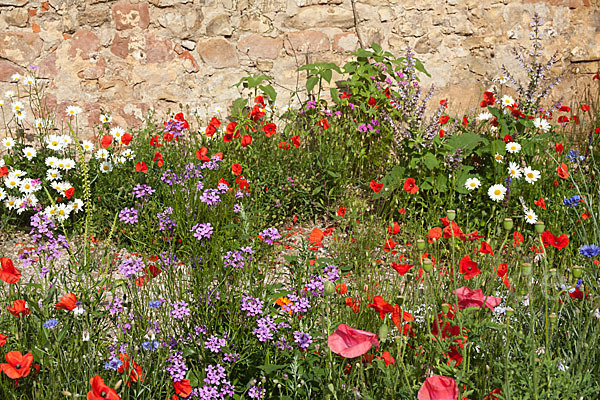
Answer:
[0,0,599,129]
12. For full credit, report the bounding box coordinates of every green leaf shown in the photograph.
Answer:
[259,84,277,103]
[414,58,431,77]
[306,76,319,93]
[455,165,474,194]
[447,132,485,153]
[330,88,340,103]
[423,153,439,170]
[321,68,333,83]
[312,185,322,195]
[257,364,287,374]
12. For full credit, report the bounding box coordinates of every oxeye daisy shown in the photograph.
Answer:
[533,117,551,133]
[5,90,15,98]
[5,196,18,210]
[2,137,16,149]
[0,187,5,200]
[19,179,35,194]
[524,209,538,224]
[10,73,21,82]
[4,176,20,190]
[45,205,58,218]
[35,118,45,128]
[465,177,481,191]
[22,147,37,161]
[23,76,35,86]
[60,135,72,146]
[100,161,113,173]
[45,156,59,167]
[476,111,493,121]
[507,162,522,179]
[122,149,134,160]
[65,105,82,117]
[501,95,515,108]
[70,199,84,213]
[505,142,521,154]
[81,140,94,152]
[46,169,61,181]
[110,127,125,140]
[14,109,26,121]
[62,159,75,170]
[494,75,509,85]
[46,135,63,151]
[12,170,26,178]
[494,153,504,163]
[523,166,541,184]
[99,113,112,124]
[488,184,507,202]
[12,101,24,113]
[95,149,109,161]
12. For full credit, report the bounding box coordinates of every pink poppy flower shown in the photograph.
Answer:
[455,286,502,311]
[418,376,458,400]
[328,324,379,358]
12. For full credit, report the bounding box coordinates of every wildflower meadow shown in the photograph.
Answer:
[1,14,600,400]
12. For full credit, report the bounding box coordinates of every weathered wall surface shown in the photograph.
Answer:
[0,0,599,129]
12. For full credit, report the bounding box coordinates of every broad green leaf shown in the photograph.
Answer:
[423,153,439,170]
[306,76,319,93]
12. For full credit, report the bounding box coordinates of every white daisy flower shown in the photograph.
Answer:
[476,111,493,121]
[22,147,37,160]
[507,162,522,179]
[523,166,541,184]
[43,119,53,128]
[5,91,15,98]
[57,181,72,192]
[66,105,83,117]
[109,126,125,141]
[55,204,71,221]
[494,153,504,163]
[11,170,26,178]
[4,176,20,189]
[45,204,58,219]
[35,118,45,128]
[55,159,66,170]
[533,118,551,133]
[5,196,18,210]
[0,99,4,107]
[494,76,509,85]
[14,109,26,122]
[115,156,126,166]
[50,181,62,192]
[22,194,38,208]
[45,156,59,167]
[95,149,109,161]
[99,113,112,124]
[524,209,538,225]
[46,169,62,181]
[488,184,507,202]
[465,177,481,191]
[46,135,63,151]
[0,187,5,200]
[2,137,16,149]
[19,178,35,194]
[214,106,223,114]
[501,95,515,108]
[10,74,21,82]
[100,161,113,173]
[62,159,75,170]
[505,142,521,154]
[60,135,72,147]
[23,76,35,86]
[122,149,134,160]
[70,198,84,213]
[12,101,24,113]
[81,140,94,152]
[199,126,207,135]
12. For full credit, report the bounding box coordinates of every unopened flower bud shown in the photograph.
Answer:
[378,323,389,342]
[416,239,425,251]
[503,218,513,231]
[535,221,545,234]
[572,265,583,278]
[446,209,456,221]
[549,313,557,324]
[423,258,433,272]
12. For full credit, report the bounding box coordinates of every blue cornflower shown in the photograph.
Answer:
[142,340,160,351]
[580,244,600,258]
[104,357,122,371]
[149,300,163,309]
[44,318,59,329]
[563,195,582,207]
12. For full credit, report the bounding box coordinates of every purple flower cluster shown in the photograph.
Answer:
[119,207,138,224]
[282,292,311,314]
[29,212,55,241]
[248,384,264,399]
[108,297,124,316]
[293,331,312,350]
[164,119,186,138]
[253,316,277,342]
[205,335,227,353]
[158,207,176,232]
[191,222,214,240]
[171,301,191,319]
[224,250,245,269]
[222,352,239,363]
[166,351,188,382]
[133,184,155,199]
[118,256,145,278]
[259,227,281,245]
[306,275,324,297]
[200,188,222,207]
[323,264,340,282]
[240,294,264,317]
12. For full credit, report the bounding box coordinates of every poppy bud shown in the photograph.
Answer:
[423,258,433,272]
[549,313,557,325]
[378,323,388,342]
[503,218,513,231]
[416,239,425,251]
[506,307,515,317]
[535,221,545,234]
[324,281,335,296]
[572,265,583,278]
[441,303,450,315]
[521,262,532,277]
[446,209,456,221]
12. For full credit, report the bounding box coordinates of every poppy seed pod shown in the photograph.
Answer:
[503,218,514,231]
[535,221,545,234]
[521,262,532,276]
[446,209,456,221]
[416,239,425,251]
[423,258,433,272]
[549,313,557,324]
[324,281,335,296]
[378,323,389,342]
[572,265,583,278]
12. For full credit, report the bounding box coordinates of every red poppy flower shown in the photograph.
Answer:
[427,227,442,243]
[341,91,351,99]
[173,379,192,398]
[483,388,503,400]
[309,228,324,249]
[541,231,569,250]
[0,334,6,347]
[232,163,242,176]
[403,178,419,194]
[7,300,30,317]
[370,180,383,193]
[209,117,221,129]
[388,222,400,235]
[581,104,590,112]
[135,161,147,173]
[0,257,21,284]
[559,105,571,113]
[391,262,413,276]
[153,152,164,167]
[462,116,469,126]
[557,115,569,123]
[101,135,112,149]
[458,255,481,279]
[87,375,120,400]
[205,124,217,137]
[317,118,330,130]
[335,283,347,294]
[534,197,546,209]
[455,286,501,311]
[149,135,162,147]
[328,324,379,358]
[377,350,395,366]
[480,91,496,107]
[398,208,406,215]
[367,296,395,320]
[555,143,563,155]
[496,263,508,278]
[278,141,290,151]
[439,129,445,137]
[118,353,144,385]
[368,97,377,107]
[503,134,514,143]
[241,135,252,147]
[571,115,580,125]
[337,207,346,217]
[291,135,301,148]
[56,293,77,311]
[418,376,458,400]
[174,112,190,129]
[383,238,396,252]
[196,147,210,162]
[557,163,569,179]
[0,351,33,381]
[391,304,413,328]
[64,187,75,199]
[479,241,493,255]
[382,87,391,98]
[441,219,464,241]
[263,122,277,137]
[513,231,524,247]
[120,133,133,146]
[0,166,8,177]
[439,116,450,125]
